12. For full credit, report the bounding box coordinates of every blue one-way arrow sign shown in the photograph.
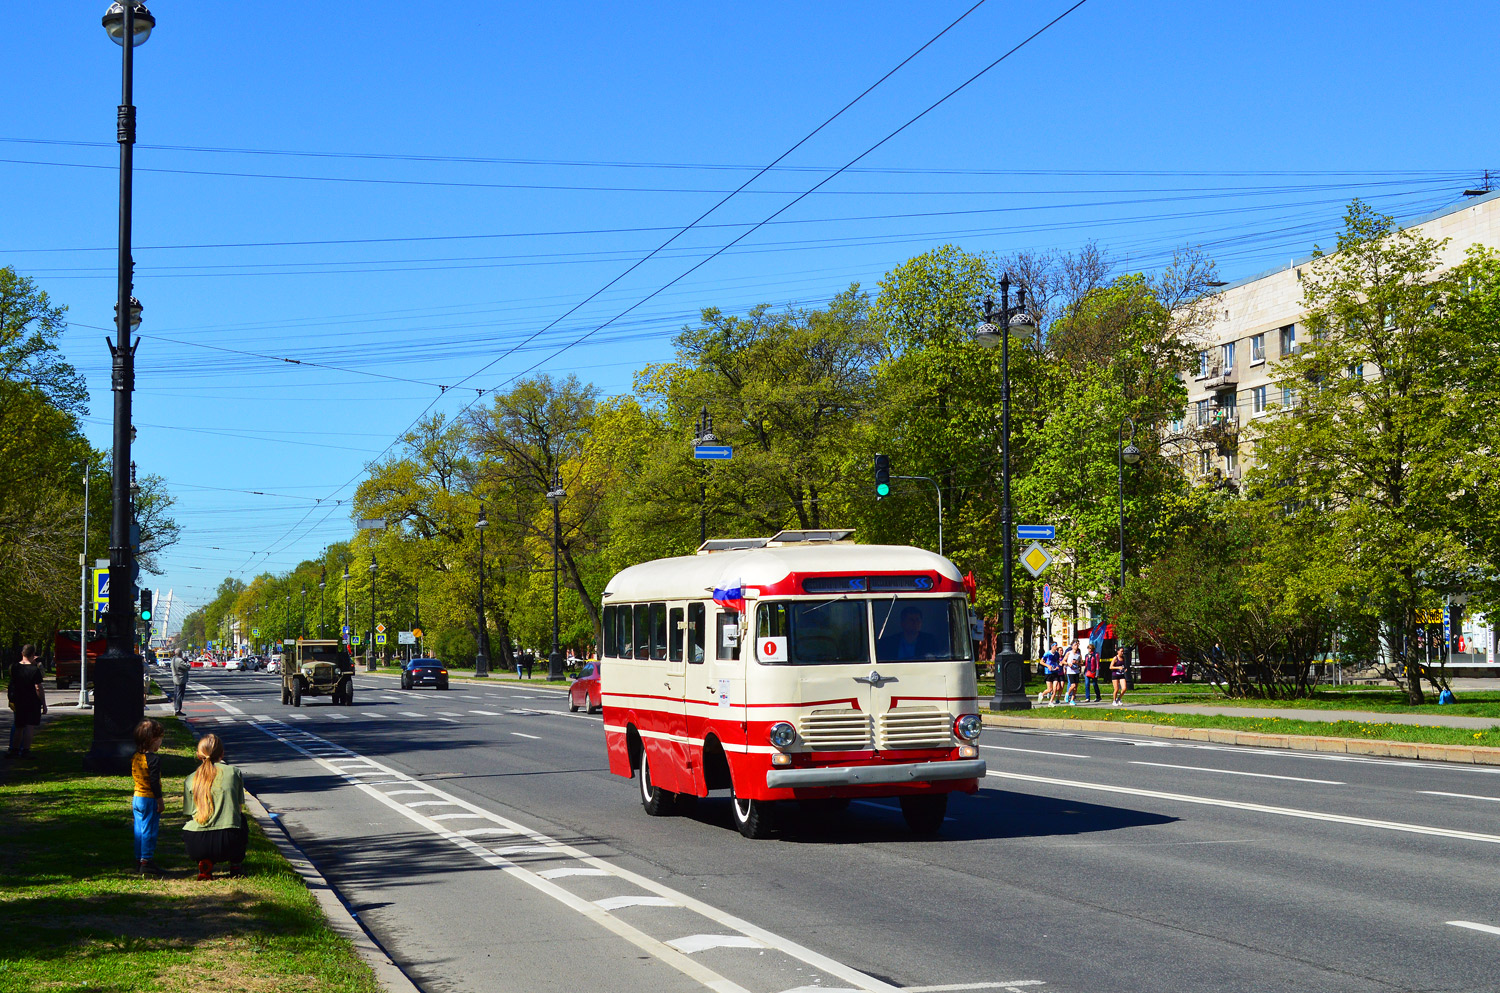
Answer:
[1017,525,1056,541]
[694,445,733,460]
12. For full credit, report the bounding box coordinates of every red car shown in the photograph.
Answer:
[568,661,601,714]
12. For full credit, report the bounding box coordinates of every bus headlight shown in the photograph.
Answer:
[954,714,983,741]
[768,722,796,750]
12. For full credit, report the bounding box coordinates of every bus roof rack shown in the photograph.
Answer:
[696,537,773,553]
[767,529,855,545]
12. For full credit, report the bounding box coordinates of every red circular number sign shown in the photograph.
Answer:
[763,640,776,655]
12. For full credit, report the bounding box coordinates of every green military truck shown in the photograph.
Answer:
[281,639,355,707]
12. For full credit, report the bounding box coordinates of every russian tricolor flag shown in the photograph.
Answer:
[712,580,745,615]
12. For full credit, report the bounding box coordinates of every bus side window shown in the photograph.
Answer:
[633,604,651,660]
[756,603,790,664]
[617,605,632,660]
[687,603,706,663]
[716,611,740,661]
[602,604,617,658]
[651,602,668,661]
[668,607,683,662]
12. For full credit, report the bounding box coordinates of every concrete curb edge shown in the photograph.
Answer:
[981,713,1500,766]
[242,789,424,993]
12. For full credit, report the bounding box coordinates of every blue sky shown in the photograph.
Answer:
[7,2,1497,628]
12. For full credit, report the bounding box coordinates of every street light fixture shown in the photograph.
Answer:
[87,0,157,775]
[318,567,327,638]
[1118,419,1142,689]
[546,470,567,680]
[693,407,718,546]
[980,275,1035,712]
[474,504,490,677]
[342,563,351,653]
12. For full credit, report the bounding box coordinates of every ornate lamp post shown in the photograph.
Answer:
[693,407,717,545]
[88,1,157,772]
[299,582,307,639]
[474,504,490,677]
[342,563,351,652]
[368,554,379,670]
[545,470,566,680]
[976,276,1036,711]
[318,567,327,638]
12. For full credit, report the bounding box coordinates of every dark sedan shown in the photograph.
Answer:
[401,658,450,690]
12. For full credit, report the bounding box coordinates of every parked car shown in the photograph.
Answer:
[568,661,601,714]
[401,658,449,690]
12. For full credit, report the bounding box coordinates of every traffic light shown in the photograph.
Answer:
[140,588,153,622]
[874,453,891,499]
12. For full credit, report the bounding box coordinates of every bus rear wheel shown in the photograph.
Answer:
[638,752,674,817]
[899,793,948,836]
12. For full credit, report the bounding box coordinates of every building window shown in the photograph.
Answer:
[1220,342,1235,371]
[1251,334,1265,363]
[1280,324,1297,355]
[1196,399,1211,426]
[1226,451,1239,474]
[1281,386,1297,409]
[1198,351,1210,377]
[1252,385,1267,413]
[1198,449,1212,475]
[1169,417,1182,434]
[1349,362,1364,380]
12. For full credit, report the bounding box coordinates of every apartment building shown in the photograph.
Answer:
[1172,190,1500,487]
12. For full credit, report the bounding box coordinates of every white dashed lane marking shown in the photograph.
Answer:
[511,732,541,740]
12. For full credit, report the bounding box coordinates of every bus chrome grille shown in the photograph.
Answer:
[877,707,953,750]
[797,709,871,749]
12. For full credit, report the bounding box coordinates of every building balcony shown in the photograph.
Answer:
[1202,363,1237,391]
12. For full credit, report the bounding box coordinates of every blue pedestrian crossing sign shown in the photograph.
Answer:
[375,633,387,645]
[252,628,260,637]
[92,568,110,605]
[352,634,362,646]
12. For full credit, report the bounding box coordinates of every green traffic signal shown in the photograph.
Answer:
[874,453,891,499]
[876,482,890,497]
[140,588,153,621]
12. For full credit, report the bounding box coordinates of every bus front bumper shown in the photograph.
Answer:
[766,758,985,789]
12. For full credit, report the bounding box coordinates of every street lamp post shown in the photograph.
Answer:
[318,567,326,638]
[546,470,566,680]
[474,504,490,677]
[693,407,718,546]
[300,583,307,639]
[88,1,157,772]
[1119,420,1142,688]
[368,555,378,671]
[283,593,291,644]
[342,564,350,652]
[978,276,1035,711]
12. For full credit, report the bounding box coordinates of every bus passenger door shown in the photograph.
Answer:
[650,602,690,793]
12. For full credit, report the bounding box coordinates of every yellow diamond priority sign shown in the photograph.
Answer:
[1020,542,1053,578]
[375,622,386,634]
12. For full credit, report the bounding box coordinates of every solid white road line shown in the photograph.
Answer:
[903,984,1045,992]
[511,732,541,740]
[981,744,1091,759]
[1422,790,1500,803]
[987,770,1500,846]
[1447,920,1500,937]
[1129,761,1344,785]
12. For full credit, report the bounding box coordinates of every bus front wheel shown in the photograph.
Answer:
[730,784,776,839]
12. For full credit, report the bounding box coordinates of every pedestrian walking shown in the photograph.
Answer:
[6,645,48,758]
[1062,645,1081,705]
[1038,643,1060,705]
[132,718,165,877]
[1111,643,1132,706]
[171,652,192,716]
[523,650,534,679]
[183,733,249,881]
[1082,645,1101,702]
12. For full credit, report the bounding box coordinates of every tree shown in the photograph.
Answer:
[1249,201,1493,703]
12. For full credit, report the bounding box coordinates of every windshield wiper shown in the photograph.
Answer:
[875,593,898,641]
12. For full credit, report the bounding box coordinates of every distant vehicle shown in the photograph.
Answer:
[401,658,449,691]
[266,658,281,675]
[52,629,105,690]
[224,658,243,671]
[568,661,601,713]
[282,639,354,706]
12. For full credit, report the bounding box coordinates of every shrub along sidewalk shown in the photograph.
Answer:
[0,715,380,993]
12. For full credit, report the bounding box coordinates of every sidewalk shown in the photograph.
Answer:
[1120,702,1500,731]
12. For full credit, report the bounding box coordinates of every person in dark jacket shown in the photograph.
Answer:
[6,645,47,758]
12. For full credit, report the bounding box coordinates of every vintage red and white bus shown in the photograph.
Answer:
[600,530,985,838]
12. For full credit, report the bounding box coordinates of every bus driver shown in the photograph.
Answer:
[879,604,940,661]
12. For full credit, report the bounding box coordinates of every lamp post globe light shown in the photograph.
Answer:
[88,1,156,772]
[978,276,1035,712]
[545,470,566,680]
[474,504,490,677]
[368,554,379,671]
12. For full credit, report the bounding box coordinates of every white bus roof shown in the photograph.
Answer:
[603,543,962,602]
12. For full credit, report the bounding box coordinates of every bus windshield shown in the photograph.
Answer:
[757,600,869,665]
[872,597,972,663]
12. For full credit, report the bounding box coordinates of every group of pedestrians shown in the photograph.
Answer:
[1037,640,1133,706]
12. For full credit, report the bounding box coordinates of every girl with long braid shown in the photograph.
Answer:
[182,734,248,880]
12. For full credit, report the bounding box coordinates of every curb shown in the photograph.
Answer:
[242,789,423,993]
[981,713,1500,766]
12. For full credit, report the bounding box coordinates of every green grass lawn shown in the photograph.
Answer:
[993,704,1500,747]
[0,715,380,993]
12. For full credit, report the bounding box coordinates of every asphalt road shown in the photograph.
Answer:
[174,669,1500,993]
